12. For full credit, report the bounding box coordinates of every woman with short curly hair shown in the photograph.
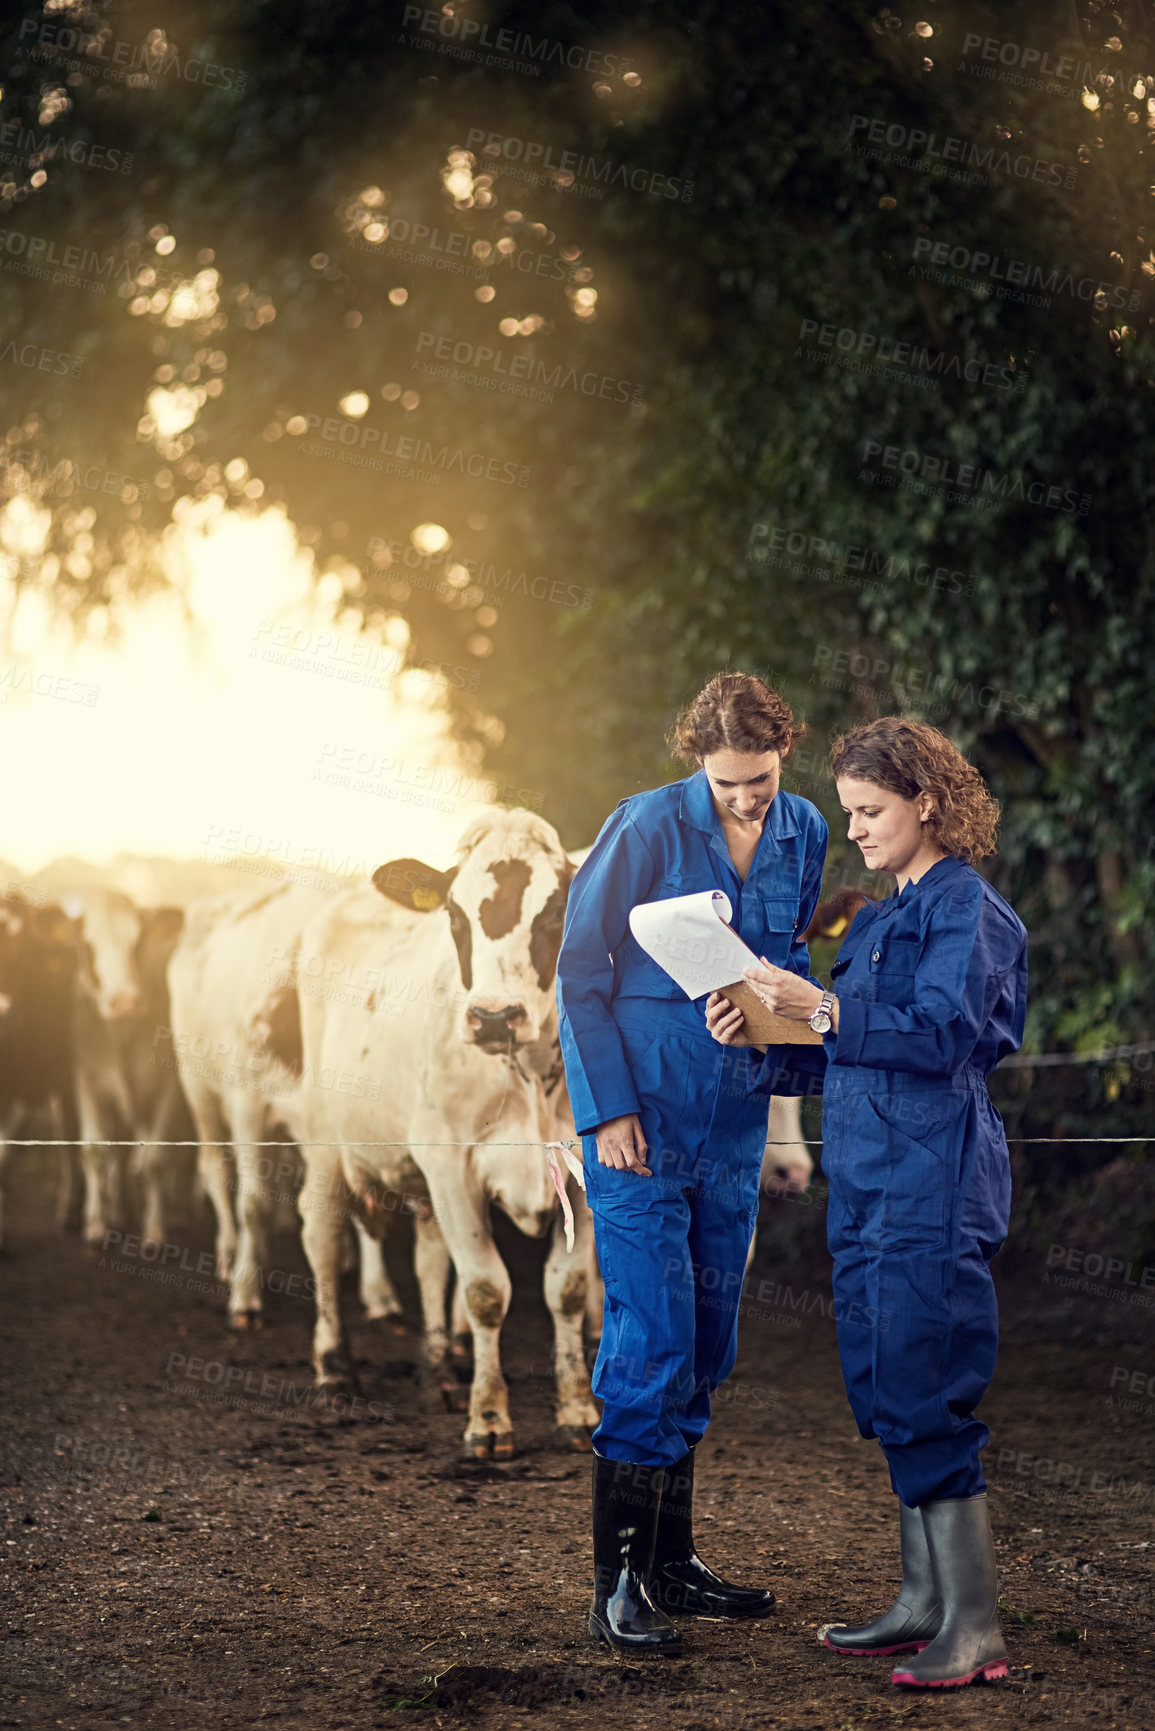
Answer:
[707,717,1028,1692]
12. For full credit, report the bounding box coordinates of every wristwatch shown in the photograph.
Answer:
[808,989,834,1035]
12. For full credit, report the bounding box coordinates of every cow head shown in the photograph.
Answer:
[0,896,81,1024]
[372,810,575,1050]
[75,891,184,1020]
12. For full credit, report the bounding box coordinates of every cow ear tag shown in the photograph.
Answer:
[412,888,441,911]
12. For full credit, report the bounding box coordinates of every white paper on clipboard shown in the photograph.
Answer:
[628,889,758,1001]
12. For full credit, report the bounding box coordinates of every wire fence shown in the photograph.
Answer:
[2,1136,1149,1149]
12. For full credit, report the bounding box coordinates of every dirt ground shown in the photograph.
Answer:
[2,1151,1153,1731]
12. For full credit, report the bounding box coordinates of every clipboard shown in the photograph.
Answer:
[627,890,823,1046]
[711,978,823,1046]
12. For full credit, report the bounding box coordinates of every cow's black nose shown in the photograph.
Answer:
[468,1004,526,1043]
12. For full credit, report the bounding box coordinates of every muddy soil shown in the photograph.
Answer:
[1,1151,1153,1731]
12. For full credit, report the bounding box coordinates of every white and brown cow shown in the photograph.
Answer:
[167,881,403,1327]
[295,809,599,1458]
[70,890,189,1248]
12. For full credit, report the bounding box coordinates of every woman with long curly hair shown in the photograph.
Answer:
[557,671,829,1656]
[707,717,1028,1691]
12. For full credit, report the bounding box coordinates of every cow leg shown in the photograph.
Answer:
[748,1097,812,1276]
[763,1096,812,1192]
[299,1151,357,1393]
[56,1148,80,1234]
[413,1212,459,1409]
[423,1171,514,1458]
[229,1098,276,1328]
[187,1096,236,1280]
[270,1139,302,1233]
[354,1220,404,1324]
[542,1180,600,1450]
[0,1102,31,1249]
[449,1276,472,1368]
[77,1080,120,1247]
[50,1097,81,1235]
[137,1074,182,1253]
[0,1118,12,1251]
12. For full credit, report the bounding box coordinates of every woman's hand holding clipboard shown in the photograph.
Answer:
[628,890,823,1046]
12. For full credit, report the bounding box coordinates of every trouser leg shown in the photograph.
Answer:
[870,1234,996,1506]
[828,1182,999,1506]
[673,1152,762,1452]
[583,1136,695,1468]
[827,1181,881,1440]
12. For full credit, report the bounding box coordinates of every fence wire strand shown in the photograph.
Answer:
[2,1136,1149,1149]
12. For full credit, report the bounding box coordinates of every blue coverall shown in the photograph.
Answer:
[557,768,829,1466]
[751,855,1028,1506]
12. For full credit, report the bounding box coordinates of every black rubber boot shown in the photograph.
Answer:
[588,1455,683,1655]
[650,1447,775,1619]
[890,1494,1008,1688]
[824,1501,942,1656]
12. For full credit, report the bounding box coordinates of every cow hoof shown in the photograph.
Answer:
[229,1309,265,1331]
[315,1377,360,1407]
[318,1350,361,1398]
[464,1432,514,1461]
[551,1424,595,1453]
[366,1311,408,1335]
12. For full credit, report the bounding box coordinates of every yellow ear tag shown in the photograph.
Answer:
[412,888,441,910]
[825,917,848,937]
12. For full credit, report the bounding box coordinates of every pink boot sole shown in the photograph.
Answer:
[824,1635,932,1657]
[891,1658,1008,1689]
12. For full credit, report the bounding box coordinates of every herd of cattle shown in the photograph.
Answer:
[0,810,856,1458]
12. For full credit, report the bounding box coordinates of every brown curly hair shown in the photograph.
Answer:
[829,717,999,862]
[669,672,800,766]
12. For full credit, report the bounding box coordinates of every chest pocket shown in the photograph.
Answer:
[747,896,799,969]
[859,932,923,1007]
[874,933,922,973]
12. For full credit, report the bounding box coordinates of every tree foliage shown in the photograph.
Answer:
[0,0,1152,1144]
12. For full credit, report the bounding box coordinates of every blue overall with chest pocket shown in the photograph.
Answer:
[752,856,1027,1506]
[557,768,829,1466]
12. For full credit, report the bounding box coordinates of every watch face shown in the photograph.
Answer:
[809,1010,832,1033]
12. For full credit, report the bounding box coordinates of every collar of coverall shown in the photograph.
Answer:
[884,851,967,912]
[678,766,802,849]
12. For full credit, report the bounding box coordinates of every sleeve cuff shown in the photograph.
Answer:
[747,1043,828,1098]
[570,1087,642,1138]
[831,994,867,1065]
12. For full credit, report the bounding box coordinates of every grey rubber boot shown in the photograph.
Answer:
[588,1455,683,1656]
[824,1501,942,1656]
[890,1494,1008,1688]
